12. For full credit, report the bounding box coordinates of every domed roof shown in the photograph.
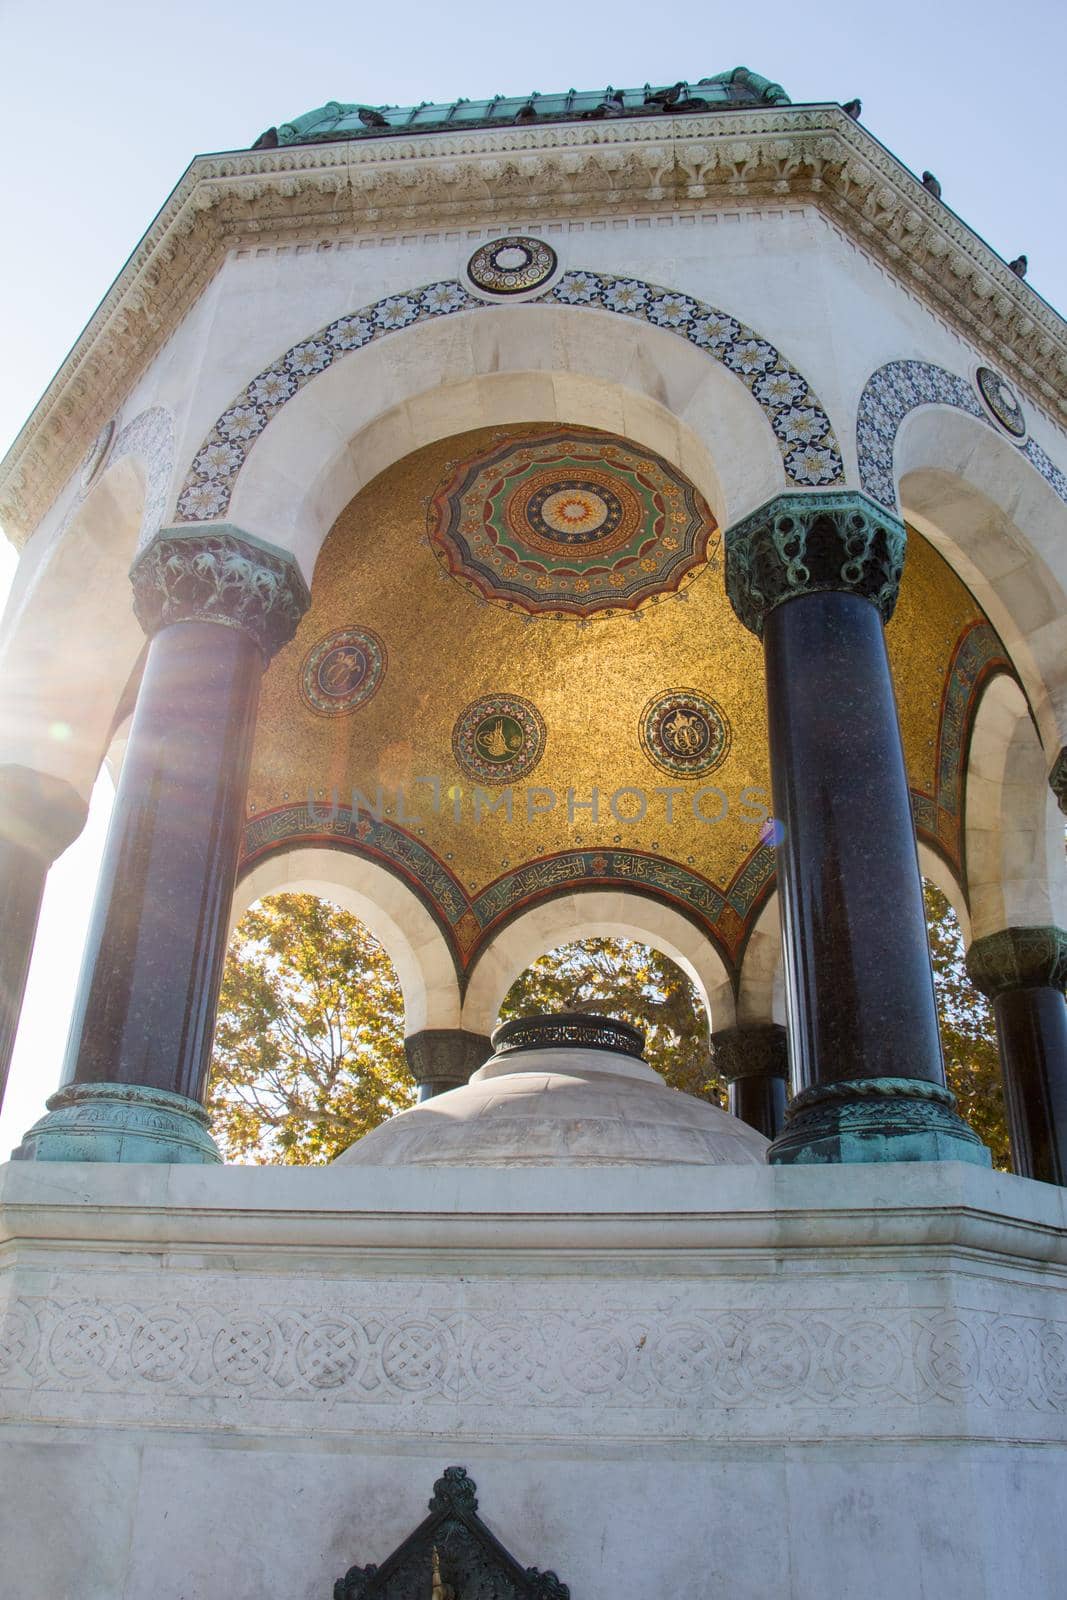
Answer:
[335,1014,769,1169]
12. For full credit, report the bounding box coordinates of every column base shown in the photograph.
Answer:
[12,1082,222,1164]
[768,1078,991,1167]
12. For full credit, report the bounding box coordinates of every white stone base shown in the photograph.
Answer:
[1,1160,1065,1598]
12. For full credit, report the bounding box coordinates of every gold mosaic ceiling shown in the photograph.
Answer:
[244,424,1010,977]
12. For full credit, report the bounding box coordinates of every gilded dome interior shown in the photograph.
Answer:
[243,423,1011,979]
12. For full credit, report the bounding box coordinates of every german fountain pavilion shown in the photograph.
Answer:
[0,67,1065,1598]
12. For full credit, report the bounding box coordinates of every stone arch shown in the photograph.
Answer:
[918,842,972,945]
[856,361,1067,753]
[964,674,1067,942]
[172,271,844,576]
[232,844,462,1034]
[735,892,785,1027]
[459,887,736,1037]
[0,407,174,797]
[856,359,1067,514]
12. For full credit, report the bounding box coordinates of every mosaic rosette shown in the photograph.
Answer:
[429,430,718,618]
[639,689,732,778]
[467,236,557,296]
[300,627,386,716]
[975,366,1027,439]
[452,694,546,784]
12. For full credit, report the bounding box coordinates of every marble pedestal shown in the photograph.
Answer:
[1,1161,1066,1599]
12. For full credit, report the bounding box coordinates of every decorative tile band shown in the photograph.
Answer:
[857,359,1067,511]
[175,275,844,522]
[240,803,775,972]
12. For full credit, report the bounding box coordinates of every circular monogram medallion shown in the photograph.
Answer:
[301,627,386,716]
[80,420,116,492]
[429,428,718,620]
[466,236,558,296]
[639,690,731,778]
[975,367,1026,439]
[452,694,546,784]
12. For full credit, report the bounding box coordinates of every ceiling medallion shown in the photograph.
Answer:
[429,429,718,619]
[453,693,546,784]
[80,419,116,493]
[300,626,386,716]
[975,366,1026,439]
[466,235,558,296]
[639,689,732,778]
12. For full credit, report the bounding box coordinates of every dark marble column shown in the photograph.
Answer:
[1051,749,1067,817]
[405,1029,492,1101]
[0,766,87,1112]
[15,527,309,1163]
[709,1023,788,1139]
[726,491,988,1166]
[967,927,1067,1184]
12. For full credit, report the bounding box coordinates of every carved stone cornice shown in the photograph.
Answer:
[967,927,1067,998]
[3,106,1066,546]
[725,490,906,637]
[709,1023,788,1083]
[1051,748,1067,816]
[129,525,309,663]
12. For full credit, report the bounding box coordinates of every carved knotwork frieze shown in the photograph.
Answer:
[966,927,1067,998]
[129,525,309,661]
[725,490,907,638]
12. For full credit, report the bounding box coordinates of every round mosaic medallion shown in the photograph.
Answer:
[466,236,558,296]
[452,694,546,784]
[301,627,386,716]
[975,366,1026,439]
[639,689,732,778]
[429,429,718,619]
[80,420,116,492]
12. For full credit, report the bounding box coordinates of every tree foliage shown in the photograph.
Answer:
[207,893,413,1164]
[923,881,1010,1170]
[497,936,722,1102]
[209,888,1011,1169]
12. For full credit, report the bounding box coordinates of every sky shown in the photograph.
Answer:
[0,0,1064,1150]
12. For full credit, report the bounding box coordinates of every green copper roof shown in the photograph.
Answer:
[255,68,790,149]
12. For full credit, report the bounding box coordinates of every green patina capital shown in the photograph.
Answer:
[404,1029,492,1095]
[13,1082,222,1164]
[768,1077,991,1167]
[724,490,907,639]
[130,524,310,665]
[1051,748,1067,817]
[966,926,1067,999]
[709,1023,788,1083]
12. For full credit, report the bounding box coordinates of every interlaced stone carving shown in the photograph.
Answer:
[966,926,1067,998]
[129,524,310,662]
[334,1466,570,1599]
[725,490,906,638]
[5,1293,1067,1425]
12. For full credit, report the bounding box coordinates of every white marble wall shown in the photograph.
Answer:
[2,1160,1066,1598]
